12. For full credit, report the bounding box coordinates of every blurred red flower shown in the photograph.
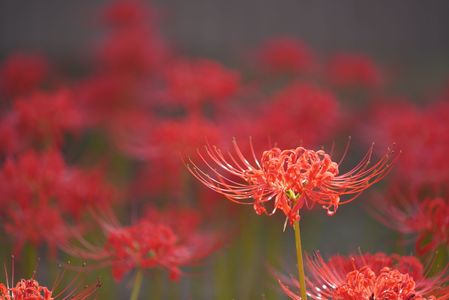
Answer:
[163,59,240,113]
[103,0,154,28]
[0,149,116,254]
[98,29,168,76]
[0,89,84,154]
[373,192,449,256]
[327,54,383,89]
[97,0,168,76]
[279,252,449,299]
[253,38,314,75]
[0,258,100,300]
[63,208,221,281]
[363,100,449,186]
[261,82,340,148]
[0,53,48,99]
[123,116,222,199]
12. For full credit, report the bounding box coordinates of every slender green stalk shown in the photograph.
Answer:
[294,220,307,300]
[130,269,143,300]
[287,190,308,300]
[24,243,37,277]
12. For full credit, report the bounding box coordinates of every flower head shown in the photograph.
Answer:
[0,90,84,154]
[373,193,449,256]
[260,82,340,148]
[0,257,100,300]
[63,208,220,281]
[279,252,449,299]
[163,59,240,112]
[0,53,48,99]
[327,54,383,89]
[0,149,116,254]
[253,37,314,75]
[187,139,395,225]
[363,100,449,186]
[119,116,222,198]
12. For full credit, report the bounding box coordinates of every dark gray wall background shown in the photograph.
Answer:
[1,0,449,93]
[1,1,449,59]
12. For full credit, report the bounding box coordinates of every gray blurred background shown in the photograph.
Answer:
[2,0,449,97]
[1,0,448,67]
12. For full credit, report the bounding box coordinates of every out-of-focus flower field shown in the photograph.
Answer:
[0,1,449,299]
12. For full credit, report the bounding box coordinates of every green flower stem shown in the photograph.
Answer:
[287,189,308,300]
[294,220,307,300]
[130,269,143,300]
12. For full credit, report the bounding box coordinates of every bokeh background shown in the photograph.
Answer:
[1,1,449,299]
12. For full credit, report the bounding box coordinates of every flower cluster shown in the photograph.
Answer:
[0,90,84,154]
[279,252,449,299]
[0,149,115,254]
[64,208,220,281]
[0,258,100,300]
[0,53,48,99]
[253,37,314,75]
[363,100,449,186]
[373,193,449,256]
[0,0,448,298]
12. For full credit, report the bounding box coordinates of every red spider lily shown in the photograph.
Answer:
[0,149,116,254]
[253,37,314,75]
[0,258,100,300]
[63,208,221,281]
[163,59,240,113]
[363,100,449,185]
[123,116,222,198]
[260,82,340,148]
[327,54,383,89]
[0,53,48,99]
[0,90,84,154]
[144,207,202,239]
[279,252,449,299]
[97,29,168,76]
[219,83,340,161]
[372,193,449,256]
[97,0,168,76]
[118,116,221,161]
[102,0,155,29]
[76,73,143,125]
[187,139,395,225]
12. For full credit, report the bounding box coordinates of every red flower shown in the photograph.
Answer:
[63,208,220,281]
[103,0,154,28]
[363,101,449,185]
[261,82,340,148]
[0,149,116,254]
[97,0,168,76]
[327,54,383,89]
[0,53,48,99]
[253,37,314,75]
[163,59,240,113]
[98,29,168,76]
[279,252,449,299]
[373,193,449,256]
[77,73,142,125]
[0,258,100,300]
[0,90,84,154]
[187,139,395,225]
[122,116,222,198]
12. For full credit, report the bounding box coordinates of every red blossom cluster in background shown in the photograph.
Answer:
[0,0,449,299]
[64,207,220,282]
[0,258,100,300]
[0,149,115,254]
[280,252,449,299]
